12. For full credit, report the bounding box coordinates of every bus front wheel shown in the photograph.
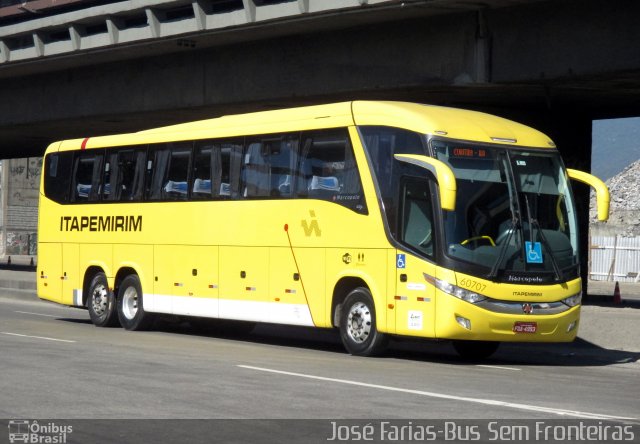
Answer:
[339,287,388,356]
[117,274,154,331]
[87,272,119,327]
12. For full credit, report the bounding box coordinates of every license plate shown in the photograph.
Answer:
[513,322,537,334]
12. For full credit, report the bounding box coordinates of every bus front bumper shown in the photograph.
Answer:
[435,295,581,342]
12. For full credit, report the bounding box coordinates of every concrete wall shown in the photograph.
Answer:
[0,157,41,264]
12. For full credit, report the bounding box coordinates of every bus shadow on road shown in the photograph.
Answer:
[55,317,93,324]
[175,320,349,354]
[584,297,640,309]
[215,322,640,367]
[460,339,640,367]
[55,315,640,367]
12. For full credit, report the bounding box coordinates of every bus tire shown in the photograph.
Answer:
[117,274,154,331]
[452,340,500,360]
[87,272,119,327]
[339,287,388,356]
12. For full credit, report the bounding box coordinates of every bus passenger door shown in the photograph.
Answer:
[394,176,437,337]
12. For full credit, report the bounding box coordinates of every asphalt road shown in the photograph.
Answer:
[1,292,639,443]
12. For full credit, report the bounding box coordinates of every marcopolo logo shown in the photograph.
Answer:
[8,420,73,443]
[60,215,142,232]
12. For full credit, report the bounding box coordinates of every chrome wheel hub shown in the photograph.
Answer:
[90,285,108,316]
[122,287,139,320]
[346,302,372,344]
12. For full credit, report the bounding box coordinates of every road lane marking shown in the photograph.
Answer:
[238,365,636,421]
[476,365,521,371]
[1,332,76,343]
[15,311,61,318]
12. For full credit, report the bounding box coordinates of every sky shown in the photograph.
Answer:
[591,117,640,180]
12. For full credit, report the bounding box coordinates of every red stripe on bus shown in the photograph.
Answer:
[81,138,90,150]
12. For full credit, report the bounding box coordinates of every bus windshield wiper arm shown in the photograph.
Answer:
[488,218,519,279]
[523,194,563,282]
[530,217,564,282]
[488,154,521,279]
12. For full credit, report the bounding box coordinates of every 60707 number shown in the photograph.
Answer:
[458,278,486,293]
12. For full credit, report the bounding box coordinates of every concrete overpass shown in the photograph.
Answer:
[1,0,639,162]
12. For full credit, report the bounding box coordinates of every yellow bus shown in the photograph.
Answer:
[37,101,609,358]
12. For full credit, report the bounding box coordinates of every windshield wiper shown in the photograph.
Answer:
[488,217,519,279]
[488,154,521,279]
[523,194,564,282]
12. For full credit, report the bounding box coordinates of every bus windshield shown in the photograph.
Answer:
[432,139,579,281]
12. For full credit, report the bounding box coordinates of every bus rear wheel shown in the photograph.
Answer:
[87,272,119,327]
[339,287,388,356]
[117,274,154,331]
[452,340,500,360]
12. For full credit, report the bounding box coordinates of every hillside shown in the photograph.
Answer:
[590,158,640,236]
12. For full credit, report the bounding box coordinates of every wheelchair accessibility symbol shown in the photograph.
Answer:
[525,241,543,264]
[397,254,406,269]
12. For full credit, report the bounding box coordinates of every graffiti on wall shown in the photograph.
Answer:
[8,157,42,207]
[5,232,37,256]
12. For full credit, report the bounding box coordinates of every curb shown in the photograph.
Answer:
[0,270,37,292]
[0,280,36,291]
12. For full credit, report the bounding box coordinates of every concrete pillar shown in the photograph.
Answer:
[33,32,44,57]
[69,25,81,51]
[146,9,161,38]
[106,18,120,44]
[298,0,309,14]
[0,41,9,63]
[192,0,207,31]
[0,160,5,259]
[242,0,256,23]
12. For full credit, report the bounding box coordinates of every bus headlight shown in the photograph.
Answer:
[561,292,582,307]
[435,278,488,304]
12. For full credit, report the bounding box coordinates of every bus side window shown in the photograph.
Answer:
[297,129,366,213]
[129,149,147,201]
[400,176,435,258]
[163,143,192,200]
[103,148,146,201]
[359,126,428,235]
[147,146,166,200]
[44,152,73,203]
[222,142,242,198]
[72,151,103,203]
[243,141,270,198]
[242,135,298,198]
[192,143,214,199]
[268,137,297,198]
[147,143,192,201]
[120,149,146,201]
